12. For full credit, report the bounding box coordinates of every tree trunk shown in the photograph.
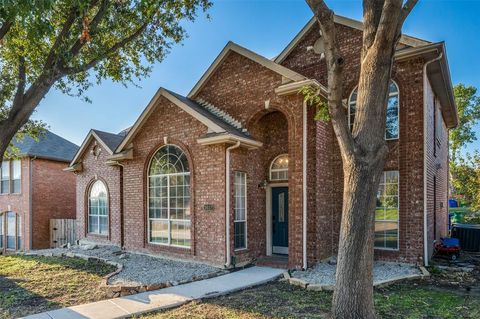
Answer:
[332,155,386,319]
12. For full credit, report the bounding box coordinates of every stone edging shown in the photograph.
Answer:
[18,251,228,298]
[285,266,431,291]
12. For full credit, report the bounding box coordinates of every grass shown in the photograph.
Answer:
[140,281,480,319]
[0,254,116,319]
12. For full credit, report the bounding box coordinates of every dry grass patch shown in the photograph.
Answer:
[0,254,116,319]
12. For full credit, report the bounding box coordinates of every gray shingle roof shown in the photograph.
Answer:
[165,89,252,140]
[11,130,79,162]
[92,130,125,152]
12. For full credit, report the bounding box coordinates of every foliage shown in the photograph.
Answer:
[299,85,330,122]
[0,255,116,318]
[450,152,480,214]
[0,0,211,158]
[450,84,480,163]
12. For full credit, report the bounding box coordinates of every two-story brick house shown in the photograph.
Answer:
[0,130,78,252]
[67,15,457,269]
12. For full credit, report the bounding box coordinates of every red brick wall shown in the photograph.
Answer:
[280,22,434,264]
[0,158,31,250]
[75,140,122,246]
[121,96,227,265]
[31,159,76,249]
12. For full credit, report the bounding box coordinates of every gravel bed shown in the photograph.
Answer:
[33,245,221,286]
[293,260,422,286]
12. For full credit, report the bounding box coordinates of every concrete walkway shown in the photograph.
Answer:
[22,266,284,319]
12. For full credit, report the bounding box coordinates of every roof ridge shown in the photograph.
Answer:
[195,98,244,131]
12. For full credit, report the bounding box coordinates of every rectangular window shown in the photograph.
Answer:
[6,212,16,249]
[0,215,3,249]
[12,160,21,193]
[1,161,10,194]
[375,171,399,250]
[234,171,247,250]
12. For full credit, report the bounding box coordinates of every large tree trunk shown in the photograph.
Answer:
[333,156,386,319]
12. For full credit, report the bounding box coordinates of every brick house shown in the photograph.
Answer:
[67,15,458,269]
[0,130,78,253]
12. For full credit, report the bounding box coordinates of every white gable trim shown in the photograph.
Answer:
[115,88,227,153]
[68,130,115,167]
[274,15,431,64]
[187,41,306,99]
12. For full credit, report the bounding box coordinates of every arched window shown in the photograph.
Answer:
[270,154,289,181]
[148,145,191,247]
[88,180,109,235]
[348,81,399,140]
[0,212,21,251]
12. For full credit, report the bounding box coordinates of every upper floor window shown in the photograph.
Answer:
[348,81,399,140]
[0,160,21,194]
[148,145,191,248]
[88,180,109,235]
[270,154,289,181]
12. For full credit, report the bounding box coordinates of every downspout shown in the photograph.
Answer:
[423,52,443,267]
[225,141,241,268]
[302,100,308,270]
[29,156,36,251]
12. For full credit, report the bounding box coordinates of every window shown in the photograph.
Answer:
[148,145,191,247]
[12,160,21,193]
[270,154,289,181]
[234,171,247,250]
[349,81,399,140]
[88,180,109,235]
[1,161,10,194]
[0,215,3,249]
[375,171,399,250]
[1,212,21,251]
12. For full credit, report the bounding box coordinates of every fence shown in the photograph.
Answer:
[50,219,76,248]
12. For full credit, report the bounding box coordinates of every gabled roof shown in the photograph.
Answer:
[274,15,431,64]
[11,130,79,162]
[116,88,259,153]
[187,41,307,98]
[69,129,124,167]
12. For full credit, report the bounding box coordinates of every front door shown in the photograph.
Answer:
[272,187,288,255]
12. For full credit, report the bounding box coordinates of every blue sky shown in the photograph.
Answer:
[33,0,480,153]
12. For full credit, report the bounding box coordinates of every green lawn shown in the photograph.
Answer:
[0,254,116,319]
[140,281,480,319]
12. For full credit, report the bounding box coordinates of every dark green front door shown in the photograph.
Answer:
[272,187,288,255]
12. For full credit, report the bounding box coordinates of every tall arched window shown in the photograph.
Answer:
[270,154,289,181]
[88,180,109,235]
[148,145,191,247]
[348,81,399,140]
[0,212,21,251]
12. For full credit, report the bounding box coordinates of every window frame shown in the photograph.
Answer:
[269,154,289,182]
[374,170,400,251]
[11,160,21,194]
[1,160,11,194]
[1,211,21,251]
[348,80,400,141]
[147,144,192,249]
[234,171,247,251]
[87,179,109,236]
[0,160,21,194]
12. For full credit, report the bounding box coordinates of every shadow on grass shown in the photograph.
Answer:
[0,275,59,319]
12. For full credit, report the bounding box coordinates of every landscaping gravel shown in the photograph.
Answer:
[292,259,422,286]
[33,245,222,287]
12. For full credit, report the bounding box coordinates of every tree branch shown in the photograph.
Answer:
[305,0,355,159]
[0,20,13,43]
[13,55,26,107]
[64,21,148,74]
[400,0,418,23]
[362,0,385,53]
[69,0,109,58]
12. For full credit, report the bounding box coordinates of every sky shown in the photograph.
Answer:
[33,0,480,153]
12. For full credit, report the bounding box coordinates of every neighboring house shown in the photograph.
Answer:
[67,15,458,269]
[0,130,78,253]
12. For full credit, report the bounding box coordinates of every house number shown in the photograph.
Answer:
[203,204,215,211]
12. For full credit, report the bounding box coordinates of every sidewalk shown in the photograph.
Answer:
[22,266,284,319]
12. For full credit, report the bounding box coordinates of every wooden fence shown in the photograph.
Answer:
[50,219,76,248]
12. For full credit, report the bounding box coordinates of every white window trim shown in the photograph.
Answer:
[87,180,109,236]
[1,160,11,194]
[147,144,191,249]
[234,171,248,251]
[269,154,289,182]
[348,80,400,141]
[374,170,400,251]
